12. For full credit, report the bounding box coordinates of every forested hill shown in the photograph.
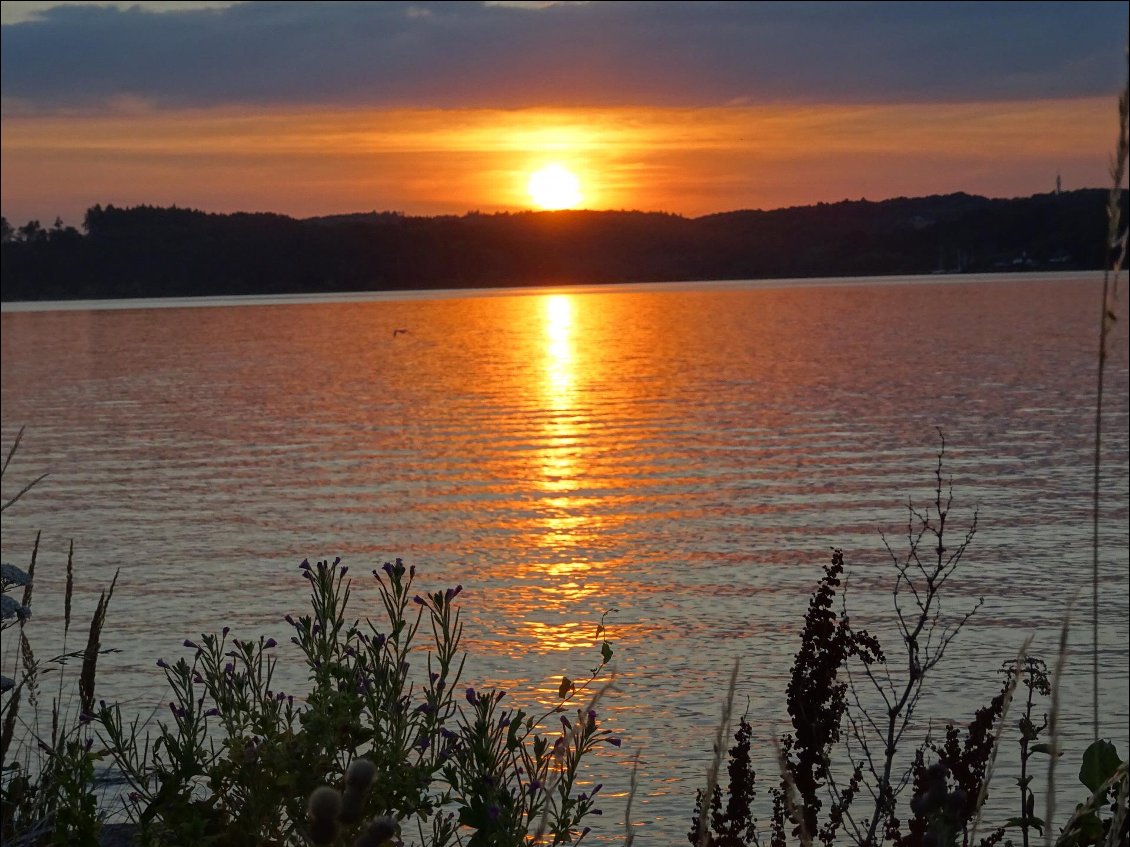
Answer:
[1,190,1121,302]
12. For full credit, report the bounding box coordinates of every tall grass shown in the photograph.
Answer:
[1,432,121,845]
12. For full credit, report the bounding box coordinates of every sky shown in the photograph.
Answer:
[1,0,1127,226]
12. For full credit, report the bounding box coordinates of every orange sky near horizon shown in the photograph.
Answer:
[0,96,1118,226]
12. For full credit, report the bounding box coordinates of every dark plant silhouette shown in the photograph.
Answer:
[772,549,884,845]
[690,443,1001,847]
[690,717,760,847]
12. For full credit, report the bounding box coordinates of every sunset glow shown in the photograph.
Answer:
[527,164,583,210]
[0,2,1124,224]
[0,99,1117,225]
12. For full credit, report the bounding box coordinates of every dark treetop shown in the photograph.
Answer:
[1,190,1122,302]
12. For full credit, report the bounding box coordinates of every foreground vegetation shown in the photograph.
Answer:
[689,443,1128,847]
[2,536,618,846]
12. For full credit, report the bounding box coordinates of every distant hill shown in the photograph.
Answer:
[1,190,1122,302]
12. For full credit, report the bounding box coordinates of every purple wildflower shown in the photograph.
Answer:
[264,638,277,648]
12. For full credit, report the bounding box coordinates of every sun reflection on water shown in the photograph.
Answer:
[513,294,611,651]
[539,293,581,505]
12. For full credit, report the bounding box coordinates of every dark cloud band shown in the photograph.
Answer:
[2,1,1126,110]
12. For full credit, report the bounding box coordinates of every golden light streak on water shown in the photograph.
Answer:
[523,293,607,650]
[1,275,1126,843]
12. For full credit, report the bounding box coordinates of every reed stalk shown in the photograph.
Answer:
[1091,59,1129,745]
[695,659,739,847]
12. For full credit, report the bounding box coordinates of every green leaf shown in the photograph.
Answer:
[1030,743,1058,756]
[558,676,573,699]
[1065,811,1104,841]
[1079,739,1122,793]
[600,641,613,664]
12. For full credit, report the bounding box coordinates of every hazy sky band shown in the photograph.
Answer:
[1,1,1127,224]
[2,1,1126,112]
[2,98,1112,222]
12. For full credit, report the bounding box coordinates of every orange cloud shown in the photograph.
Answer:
[1,98,1116,225]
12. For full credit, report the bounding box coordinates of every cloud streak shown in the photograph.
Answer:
[2,1,1126,112]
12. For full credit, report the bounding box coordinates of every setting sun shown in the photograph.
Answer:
[527,163,582,210]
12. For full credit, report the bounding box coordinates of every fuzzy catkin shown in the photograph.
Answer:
[353,816,398,847]
[345,758,377,790]
[307,785,343,845]
[339,785,366,825]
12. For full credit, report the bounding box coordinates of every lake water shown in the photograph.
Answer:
[2,272,1128,843]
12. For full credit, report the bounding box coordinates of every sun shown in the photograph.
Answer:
[527,164,583,210]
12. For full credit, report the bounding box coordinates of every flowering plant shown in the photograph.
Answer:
[98,558,618,846]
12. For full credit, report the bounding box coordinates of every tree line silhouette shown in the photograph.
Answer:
[1,189,1120,301]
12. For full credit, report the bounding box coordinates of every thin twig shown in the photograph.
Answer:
[623,749,640,847]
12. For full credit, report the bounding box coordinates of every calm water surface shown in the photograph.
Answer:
[2,273,1128,842]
